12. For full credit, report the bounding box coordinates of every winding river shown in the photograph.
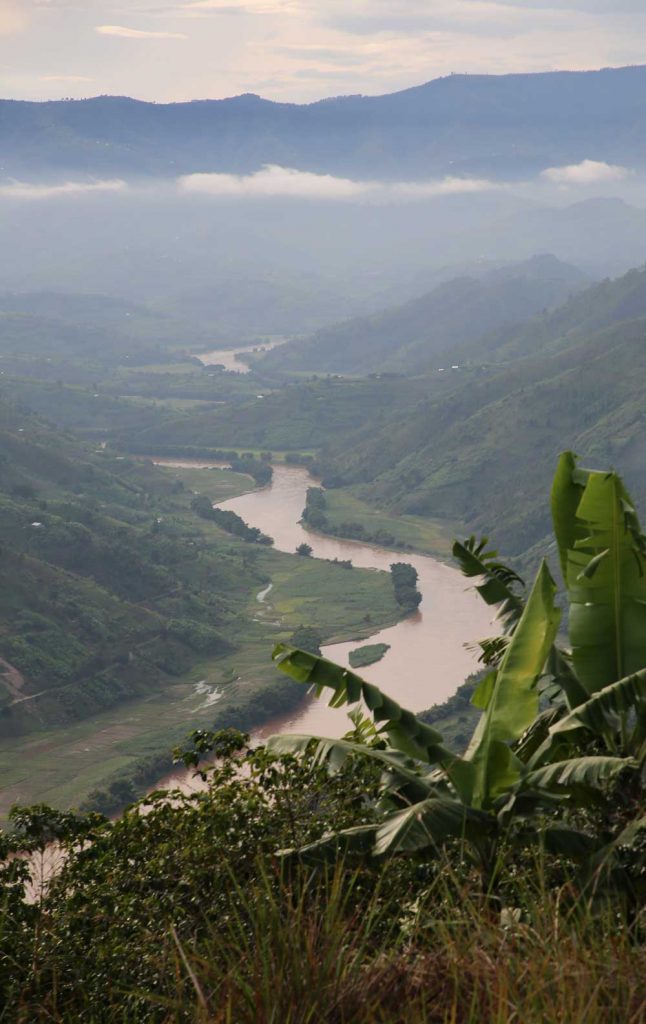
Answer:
[160,460,494,741]
[26,462,493,888]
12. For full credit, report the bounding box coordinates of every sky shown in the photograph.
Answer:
[1,0,646,103]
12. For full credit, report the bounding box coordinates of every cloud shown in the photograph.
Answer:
[40,74,93,82]
[541,158,631,184]
[492,1,645,11]
[0,0,27,35]
[179,165,364,199]
[96,24,188,39]
[180,0,299,12]
[388,177,501,199]
[0,179,128,200]
[178,164,499,201]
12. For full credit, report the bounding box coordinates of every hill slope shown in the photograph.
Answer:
[265,255,589,375]
[314,265,646,558]
[0,400,264,737]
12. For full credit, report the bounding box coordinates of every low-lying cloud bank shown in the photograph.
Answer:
[541,159,631,185]
[0,159,637,203]
[0,179,127,200]
[177,165,499,201]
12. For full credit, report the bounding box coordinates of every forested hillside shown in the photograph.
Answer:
[0,400,260,736]
[75,257,646,569]
[479,262,646,359]
[314,266,646,558]
[265,255,589,375]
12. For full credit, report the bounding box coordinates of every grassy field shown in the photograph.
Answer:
[253,548,400,644]
[152,463,257,501]
[322,487,455,557]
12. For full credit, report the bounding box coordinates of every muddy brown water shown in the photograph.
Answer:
[151,461,494,795]
[223,464,493,737]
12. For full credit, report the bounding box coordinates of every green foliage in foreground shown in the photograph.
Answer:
[271,453,646,900]
[1,731,645,1023]
[349,643,390,668]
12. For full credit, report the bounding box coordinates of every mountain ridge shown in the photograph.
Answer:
[3,64,646,180]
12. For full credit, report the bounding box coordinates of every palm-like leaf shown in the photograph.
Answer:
[271,646,455,764]
[551,452,646,694]
[266,733,437,804]
[372,796,491,856]
[513,705,565,765]
[453,536,525,636]
[522,755,635,793]
[463,561,561,807]
[550,666,646,747]
[278,797,491,863]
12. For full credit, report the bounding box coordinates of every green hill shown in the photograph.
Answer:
[0,399,260,737]
[477,262,646,360]
[314,267,646,560]
[110,259,646,569]
[263,255,588,375]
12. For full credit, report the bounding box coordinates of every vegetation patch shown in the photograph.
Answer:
[348,643,390,668]
[303,484,452,556]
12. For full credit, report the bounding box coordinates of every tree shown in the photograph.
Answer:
[268,453,646,899]
[296,543,313,557]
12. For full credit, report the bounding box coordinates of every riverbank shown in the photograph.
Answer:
[213,463,494,740]
[303,484,456,560]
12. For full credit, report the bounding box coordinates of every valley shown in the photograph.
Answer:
[2,56,646,1022]
[3,251,646,816]
[0,436,408,816]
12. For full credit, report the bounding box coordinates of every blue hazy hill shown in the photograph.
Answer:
[2,65,646,180]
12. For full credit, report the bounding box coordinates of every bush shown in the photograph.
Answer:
[389,561,422,612]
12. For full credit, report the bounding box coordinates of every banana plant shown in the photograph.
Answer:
[267,454,646,888]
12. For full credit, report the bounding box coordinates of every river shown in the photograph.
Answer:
[158,460,494,742]
[194,338,285,374]
[27,457,495,885]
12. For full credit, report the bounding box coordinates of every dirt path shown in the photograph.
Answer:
[0,657,26,699]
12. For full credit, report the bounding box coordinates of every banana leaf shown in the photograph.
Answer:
[550,666,646,745]
[463,561,561,807]
[372,796,491,857]
[271,645,455,765]
[522,755,635,793]
[453,536,524,632]
[277,797,491,862]
[266,733,437,804]
[552,453,646,693]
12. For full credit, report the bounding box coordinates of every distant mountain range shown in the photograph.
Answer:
[3,65,646,180]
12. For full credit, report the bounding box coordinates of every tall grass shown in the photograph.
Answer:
[148,860,646,1024]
